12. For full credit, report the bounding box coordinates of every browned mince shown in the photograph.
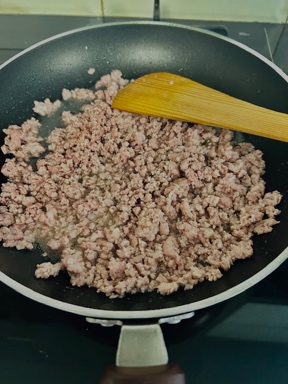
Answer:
[0,70,282,298]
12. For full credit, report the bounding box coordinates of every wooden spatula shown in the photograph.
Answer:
[112,72,288,142]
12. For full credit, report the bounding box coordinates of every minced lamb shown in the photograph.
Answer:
[0,70,282,298]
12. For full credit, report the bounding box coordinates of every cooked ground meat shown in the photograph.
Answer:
[87,67,96,75]
[33,98,62,117]
[0,70,282,298]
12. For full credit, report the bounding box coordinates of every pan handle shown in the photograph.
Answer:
[99,323,186,383]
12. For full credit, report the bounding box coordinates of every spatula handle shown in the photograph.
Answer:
[177,78,288,142]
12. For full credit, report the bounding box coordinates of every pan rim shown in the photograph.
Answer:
[0,21,288,320]
[1,246,287,319]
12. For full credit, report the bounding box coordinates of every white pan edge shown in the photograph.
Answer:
[0,21,287,320]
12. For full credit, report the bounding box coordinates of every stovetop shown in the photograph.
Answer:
[1,15,288,384]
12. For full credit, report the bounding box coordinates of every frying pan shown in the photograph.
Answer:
[0,22,288,382]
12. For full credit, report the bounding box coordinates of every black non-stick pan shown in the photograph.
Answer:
[0,22,288,382]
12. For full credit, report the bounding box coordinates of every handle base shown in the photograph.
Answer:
[100,362,186,384]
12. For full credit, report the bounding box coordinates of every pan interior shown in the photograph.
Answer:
[0,23,287,316]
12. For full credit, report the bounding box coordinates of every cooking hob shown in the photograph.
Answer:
[1,14,288,384]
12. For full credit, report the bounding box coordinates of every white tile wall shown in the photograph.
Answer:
[103,0,154,18]
[0,0,103,16]
[161,0,288,23]
[0,0,288,23]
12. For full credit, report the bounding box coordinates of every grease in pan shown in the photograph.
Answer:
[0,70,282,298]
